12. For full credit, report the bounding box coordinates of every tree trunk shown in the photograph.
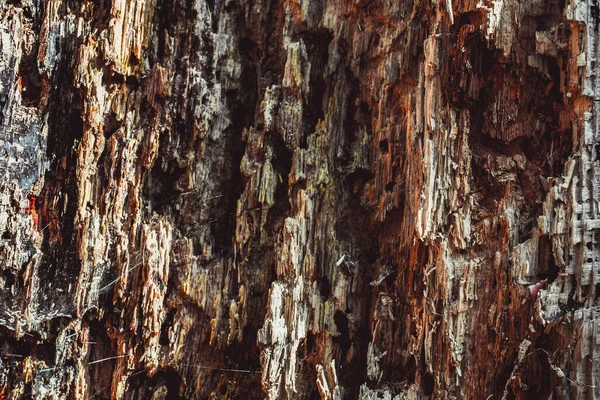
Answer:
[0,0,599,398]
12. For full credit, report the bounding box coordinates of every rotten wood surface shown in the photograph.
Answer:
[0,0,599,398]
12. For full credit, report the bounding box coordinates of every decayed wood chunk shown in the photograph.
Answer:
[0,0,599,398]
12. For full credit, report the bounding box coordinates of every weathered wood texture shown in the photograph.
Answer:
[0,0,599,398]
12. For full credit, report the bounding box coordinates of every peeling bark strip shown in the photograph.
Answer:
[0,0,599,398]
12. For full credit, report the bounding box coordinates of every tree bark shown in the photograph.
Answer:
[0,0,599,398]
